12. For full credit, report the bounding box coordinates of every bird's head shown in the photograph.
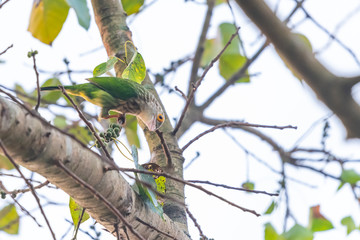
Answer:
[139,100,165,131]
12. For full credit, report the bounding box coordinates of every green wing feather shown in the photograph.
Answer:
[41,84,115,107]
[86,77,139,100]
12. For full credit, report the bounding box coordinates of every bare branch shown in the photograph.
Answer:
[0,44,13,55]
[188,0,216,95]
[0,0,11,8]
[185,207,208,239]
[235,0,360,138]
[0,140,56,240]
[28,51,41,112]
[155,130,173,167]
[173,26,241,135]
[188,180,279,196]
[182,121,296,151]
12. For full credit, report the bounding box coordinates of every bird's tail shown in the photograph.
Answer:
[40,86,61,91]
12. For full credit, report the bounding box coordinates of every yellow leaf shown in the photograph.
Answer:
[28,0,70,45]
[0,204,19,235]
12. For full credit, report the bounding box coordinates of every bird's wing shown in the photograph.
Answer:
[86,77,139,100]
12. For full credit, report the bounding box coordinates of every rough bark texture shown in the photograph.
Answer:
[91,0,189,232]
[0,97,189,239]
[235,0,360,138]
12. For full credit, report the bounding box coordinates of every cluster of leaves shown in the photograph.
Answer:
[27,0,145,45]
[264,201,360,240]
[202,22,249,83]
[93,42,146,84]
[95,123,121,148]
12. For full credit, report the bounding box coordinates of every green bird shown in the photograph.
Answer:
[41,77,165,131]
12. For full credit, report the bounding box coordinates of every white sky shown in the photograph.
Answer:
[1,0,360,239]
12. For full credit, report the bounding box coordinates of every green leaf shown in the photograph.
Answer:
[53,115,67,129]
[121,0,144,15]
[125,115,140,148]
[0,204,19,235]
[265,223,281,240]
[93,56,119,77]
[41,78,62,103]
[340,169,360,185]
[68,125,93,145]
[132,146,163,218]
[218,23,249,83]
[215,0,226,5]
[67,0,90,30]
[14,84,36,106]
[241,181,255,191]
[264,201,277,215]
[201,38,222,68]
[341,216,356,235]
[69,197,90,229]
[310,218,334,232]
[0,154,14,170]
[122,51,146,84]
[28,0,70,45]
[308,205,334,232]
[282,224,313,240]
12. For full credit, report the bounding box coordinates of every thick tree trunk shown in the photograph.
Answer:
[0,96,189,239]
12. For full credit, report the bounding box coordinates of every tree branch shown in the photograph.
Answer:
[91,0,189,230]
[235,0,360,138]
[0,96,190,239]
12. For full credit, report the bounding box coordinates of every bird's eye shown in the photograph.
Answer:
[157,114,164,122]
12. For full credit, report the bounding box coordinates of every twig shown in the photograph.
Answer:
[0,140,56,240]
[8,180,50,195]
[184,151,200,169]
[55,160,146,240]
[58,86,113,161]
[182,121,297,151]
[0,181,42,227]
[118,167,260,216]
[28,51,41,112]
[187,0,216,95]
[189,180,279,196]
[0,0,11,8]
[200,41,268,110]
[173,26,241,135]
[155,130,172,167]
[114,223,120,240]
[200,0,304,110]
[300,6,360,67]
[72,208,86,240]
[136,217,177,239]
[0,44,13,55]
[316,3,360,54]
[174,86,187,100]
[185,207,207,239]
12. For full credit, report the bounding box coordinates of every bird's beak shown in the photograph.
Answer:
[146,117,157,131]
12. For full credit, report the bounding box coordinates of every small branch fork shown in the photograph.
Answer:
[0,140,57,240]
[182,121,297,151]
[172,26,241,135]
